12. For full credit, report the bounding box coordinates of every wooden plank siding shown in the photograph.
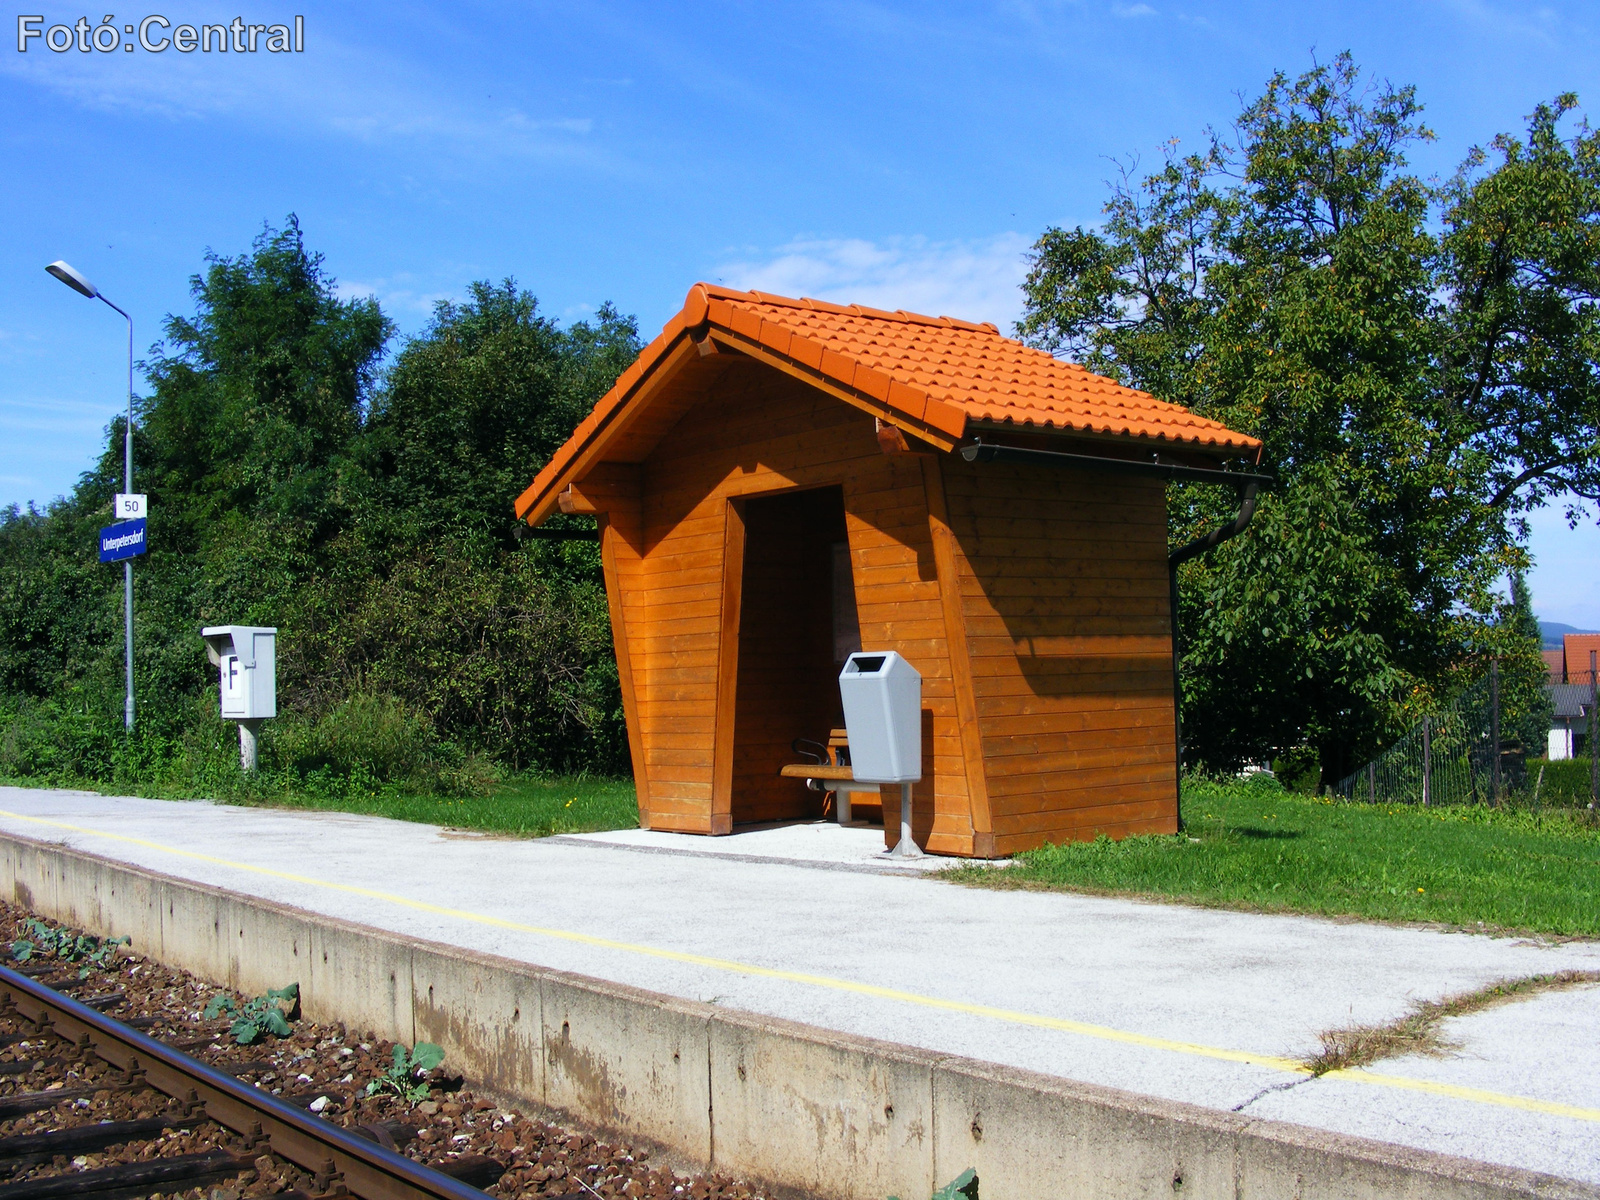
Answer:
[598,510,651,827]
[604,358,976,853]
[939,454,1178,855]
[591,356,1179,856]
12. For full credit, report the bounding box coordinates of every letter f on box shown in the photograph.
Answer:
[18,16,43,50]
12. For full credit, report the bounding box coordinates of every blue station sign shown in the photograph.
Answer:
[99,518,148,563]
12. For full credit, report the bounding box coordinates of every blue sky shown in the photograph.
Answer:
[2,0,1597,624]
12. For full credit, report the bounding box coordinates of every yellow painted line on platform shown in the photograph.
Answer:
[1320,1068,1600,1122]
[3,808,1598,1124]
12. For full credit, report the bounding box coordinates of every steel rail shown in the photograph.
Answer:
[0,964,488,1200]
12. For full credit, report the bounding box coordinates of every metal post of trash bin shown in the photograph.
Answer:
[896,783,918,858]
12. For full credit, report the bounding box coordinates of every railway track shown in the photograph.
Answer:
[0,963,511,1200]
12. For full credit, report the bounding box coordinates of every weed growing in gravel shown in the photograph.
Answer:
[1308,969,1600,1074]
[890,1170,979,1200]
[205,983,300,1044]
[365,1041,445,1102]
[9,918,130,979]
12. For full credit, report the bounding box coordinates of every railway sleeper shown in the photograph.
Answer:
[0,926,780,1200]
[1,969,501,1200]
[0,1088,141,1121]
[0,1149,250,1200]
[0,1111,208,1163]
[0,1059,68,1078]
[428,1157,506,1190]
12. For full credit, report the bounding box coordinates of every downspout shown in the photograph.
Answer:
[1167,479,1262,827]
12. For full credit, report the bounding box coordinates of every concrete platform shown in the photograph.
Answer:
[0,786,1596,1192]
[553,819,957,873]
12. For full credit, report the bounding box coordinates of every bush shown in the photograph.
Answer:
[1524,758,1596,808]
[283,544,624,775]
[1271,747,1322,794]
[0,687,495,802]
[0,696,114,782]
[267,694,494,798]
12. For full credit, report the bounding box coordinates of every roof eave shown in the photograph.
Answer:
[513,314,692,526]
[964,417,1264,460]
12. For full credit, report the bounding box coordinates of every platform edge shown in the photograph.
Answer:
[0,828,1592,1200]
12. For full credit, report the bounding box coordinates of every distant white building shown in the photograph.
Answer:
[1547,685,1591,760]
[1544,634,1599,760]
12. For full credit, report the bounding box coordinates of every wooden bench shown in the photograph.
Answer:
[779,763,855,782]
[780,729,882,824]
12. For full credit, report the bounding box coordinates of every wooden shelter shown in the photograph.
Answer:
[515,284,1261,857]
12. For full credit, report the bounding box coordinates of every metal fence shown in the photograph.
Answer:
[1333,673,1509,806]
[1334,657,1600,806]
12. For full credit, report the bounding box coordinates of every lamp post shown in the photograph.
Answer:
[46,260,136,733]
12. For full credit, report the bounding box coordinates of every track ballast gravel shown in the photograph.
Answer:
[0,901,782,1200]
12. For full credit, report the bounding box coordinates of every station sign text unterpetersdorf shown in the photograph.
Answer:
[99,519,147,563]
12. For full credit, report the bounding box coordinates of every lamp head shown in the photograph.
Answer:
[45,260,98,299]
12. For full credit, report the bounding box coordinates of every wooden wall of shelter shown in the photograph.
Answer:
[565,354,1176,858]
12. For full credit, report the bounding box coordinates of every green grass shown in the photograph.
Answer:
[222,774,641,838]
[948,776,1600,937]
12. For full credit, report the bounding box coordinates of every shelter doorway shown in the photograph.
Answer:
[730,485,869,825]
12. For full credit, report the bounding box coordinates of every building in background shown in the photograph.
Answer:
[1544,633,1599,759]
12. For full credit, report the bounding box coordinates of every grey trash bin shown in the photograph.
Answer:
[839,651,923,857]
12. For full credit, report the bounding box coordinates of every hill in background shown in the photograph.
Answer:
[1540,621,1600,650]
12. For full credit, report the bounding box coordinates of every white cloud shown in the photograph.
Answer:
[1112,3,1157,16]
[713,232,1034,331]
[0,24,598,163]
[0,395,116,438]
[0,396,118,508]
[335,277,459,321]
[1430,0,1564,44]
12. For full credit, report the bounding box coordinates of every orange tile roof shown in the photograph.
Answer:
[516,283,1261,524]
[1565,634,1600,684]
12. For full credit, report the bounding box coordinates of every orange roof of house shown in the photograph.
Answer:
[1565,633,1600,682]
[516,283,1261,524]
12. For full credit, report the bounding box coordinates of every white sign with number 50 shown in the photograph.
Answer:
[114,493,148,519]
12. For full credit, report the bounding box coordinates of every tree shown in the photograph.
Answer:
[1018,56,1600,777]
[284,282,643,771]
[1499,571,1555,758]
[353,282,638,553]
[1439,95,1600,523]
[1,222,640,784]
[141,215,393,534]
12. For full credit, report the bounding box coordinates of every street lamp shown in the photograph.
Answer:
[46,260,137,733]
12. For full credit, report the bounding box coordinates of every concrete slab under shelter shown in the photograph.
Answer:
[0,786,1596,1188]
